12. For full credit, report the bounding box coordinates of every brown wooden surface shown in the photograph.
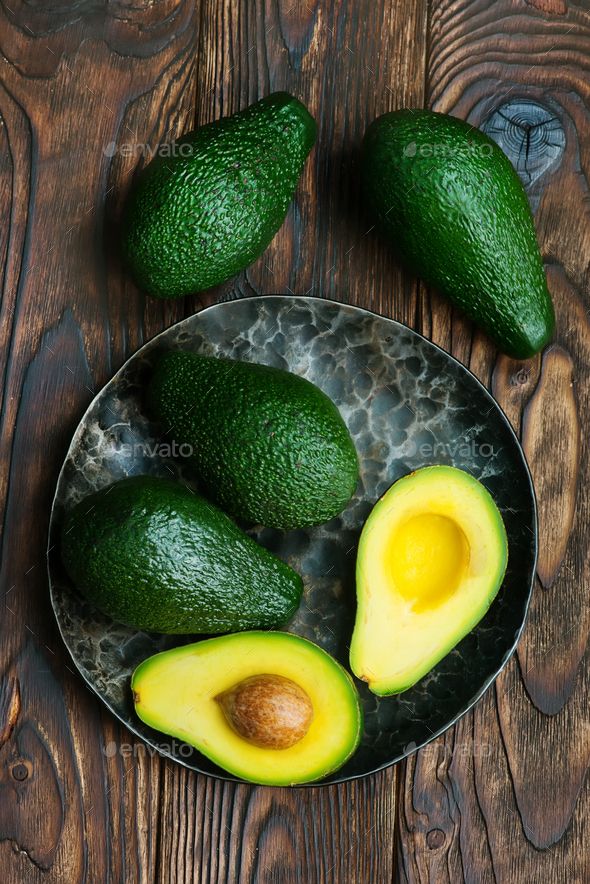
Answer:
[0,1,588,881]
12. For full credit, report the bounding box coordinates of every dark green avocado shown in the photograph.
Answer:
[147,351,359,530]
[121,92,316,299]
[361,109,555,359]
[60,476,303,633]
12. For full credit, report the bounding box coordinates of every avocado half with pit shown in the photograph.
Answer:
[350,465,508,695]
[132,632,363,785]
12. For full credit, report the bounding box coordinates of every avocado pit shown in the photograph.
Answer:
[215,673,314,749]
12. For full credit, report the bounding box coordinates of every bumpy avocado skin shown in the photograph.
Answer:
[361,109,555,359]
[121,92,316,298]
[61,476,303,634]
[148,351,359,530]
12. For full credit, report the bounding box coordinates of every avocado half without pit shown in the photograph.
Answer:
[132,632,363,786]
[350,465,508,695]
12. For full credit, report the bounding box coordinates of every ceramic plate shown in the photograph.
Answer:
[48,296,537,785]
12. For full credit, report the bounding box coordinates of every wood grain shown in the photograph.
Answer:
[0,2,199,882]
[526,0,568,13]
[1,0,589,881]
[152,2,428,881]
[396,2,590,882]
[522,345,579,588]
[0,1,429,881]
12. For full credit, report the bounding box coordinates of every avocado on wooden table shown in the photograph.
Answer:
[121,92,316,299]
[361,109,555,359]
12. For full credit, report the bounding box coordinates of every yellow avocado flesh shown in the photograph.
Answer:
[389,512,470,611]
[350,465,508,695]
[132,632,362,786]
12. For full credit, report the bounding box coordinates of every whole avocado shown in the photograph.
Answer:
[361,109,555,359]
[121,92,316,299]
[61,476,303,634]
[147,351,359,530]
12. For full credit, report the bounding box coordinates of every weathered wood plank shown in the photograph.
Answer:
[396,2,590,882]
[7,0,588,881]
[0,2,199,881]
[0,0,430,881]
[152,2,428,882]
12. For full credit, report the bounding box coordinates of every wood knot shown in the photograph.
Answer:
[10,760,31,781]
[426,828,446,849]
[482,100,565,187]
[512,366,531,386]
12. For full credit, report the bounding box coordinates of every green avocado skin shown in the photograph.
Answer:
[361,109,555,359]
[121,92,316,299]
[148,352,359,530]
[61,476,303,634]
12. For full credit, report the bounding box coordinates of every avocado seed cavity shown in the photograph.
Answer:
[215,674,314,750]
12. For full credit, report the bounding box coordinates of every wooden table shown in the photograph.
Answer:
[0,1,588,881]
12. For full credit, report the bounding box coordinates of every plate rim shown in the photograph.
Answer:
[47,294,539,787]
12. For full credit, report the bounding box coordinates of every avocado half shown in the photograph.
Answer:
[132,632,363,786]
[350,465,508,695]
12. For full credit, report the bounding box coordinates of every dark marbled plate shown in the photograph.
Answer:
[47,296,537,785]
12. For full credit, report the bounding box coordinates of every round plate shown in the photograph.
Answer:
[48,296,537,785]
